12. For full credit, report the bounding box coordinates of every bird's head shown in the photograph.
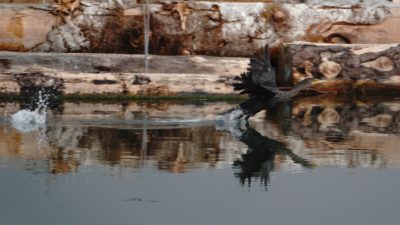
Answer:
[291,78,326,95]
[311,78,325,85]
[296,77,324,87]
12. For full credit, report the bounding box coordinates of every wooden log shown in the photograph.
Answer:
[2,42,400,96]
[0,1,397,55]
[302,5,400,44]
[286,42,400,94]
[0,51,247,73]
[0,52,248,96]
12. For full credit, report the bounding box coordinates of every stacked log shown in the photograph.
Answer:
[0,1,397,55]
[0,52,248,96]
[286,42,400,94]
[0,1,399,96]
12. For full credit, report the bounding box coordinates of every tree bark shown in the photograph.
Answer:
[0,1,397,55]
[0,52,248,96]
[286,42,400,94]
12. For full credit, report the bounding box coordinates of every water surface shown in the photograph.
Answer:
[1,97,400,225]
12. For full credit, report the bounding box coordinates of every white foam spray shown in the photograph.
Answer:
[10,90,49,133]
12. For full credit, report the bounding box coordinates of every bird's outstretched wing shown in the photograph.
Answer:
[233,45,277,96]
[233,72,263,96]
[249,45,277,89]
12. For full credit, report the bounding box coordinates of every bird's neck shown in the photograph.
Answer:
[286,79,312,98]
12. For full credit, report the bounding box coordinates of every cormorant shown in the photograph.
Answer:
[218,44,321,121]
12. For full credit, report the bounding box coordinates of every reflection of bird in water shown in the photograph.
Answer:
[225,125,315,189]
[218,45,321,121]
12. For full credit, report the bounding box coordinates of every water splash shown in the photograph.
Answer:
[10,89,50,133]
[10,109,47,133]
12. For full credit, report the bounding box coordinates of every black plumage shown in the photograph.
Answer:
[233,44,316,100]
[233,45,276,97]
[219,44,319,121]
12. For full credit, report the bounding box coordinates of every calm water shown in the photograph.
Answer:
[1,97,400,225]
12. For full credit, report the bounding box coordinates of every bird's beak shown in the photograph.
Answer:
[311,79,325,86]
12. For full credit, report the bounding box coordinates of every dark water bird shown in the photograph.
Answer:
[218,45,321,121]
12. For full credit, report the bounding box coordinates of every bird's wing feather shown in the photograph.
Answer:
[248,45,277,89]
[233,72,260,95]
[232,44,278,97]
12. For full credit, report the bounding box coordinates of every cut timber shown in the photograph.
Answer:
[0,51,247,74]
[0,2,396,55]
[286,42,400,94]
[0,52,248,96]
